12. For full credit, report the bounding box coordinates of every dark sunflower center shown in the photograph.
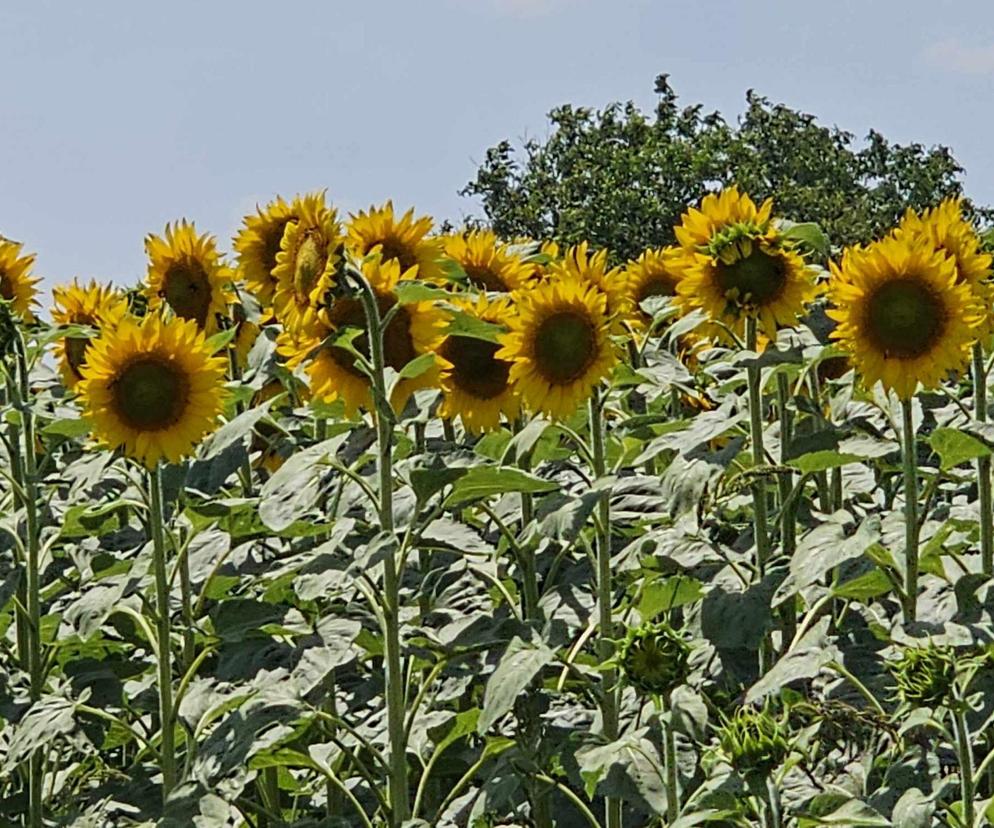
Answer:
[464,264,508,292]
[323,293,417,377]
[376,239,418,272]
[263,219,292,276]
[715,248,786,306]
[383,302,417,372]
[163,261,212,327]
[65,337,91,378]
[439,335,510,399]
[533,310,597,385]
[110,356,190,431]
[865,278,945,359]
[294,232,327,301]
[0,270,13,301]
[637,276,676,304]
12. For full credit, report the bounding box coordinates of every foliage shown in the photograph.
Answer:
[463,74,994,261]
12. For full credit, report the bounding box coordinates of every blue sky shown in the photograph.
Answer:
[4,0,994,294]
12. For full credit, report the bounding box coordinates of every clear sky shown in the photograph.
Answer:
[4,0,994,295]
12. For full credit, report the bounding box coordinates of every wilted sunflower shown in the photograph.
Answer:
[443,230,531,292]
[551,242,629,328]
[347,202,446,283]
[51,279,129,388]
[145,221,232,333]
[827,234,982,400]
[672,187,818,339]
[623,246,685,327]
[281,255,447,416]
[233,195,299,306]
[437,295,520,433]
[496,276,617,420]
[0,239,41,320]
[78,315,228,468]
[896,198,993,340]
[272,192,343,337]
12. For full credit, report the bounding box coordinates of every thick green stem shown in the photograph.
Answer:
[662,696,679,823]
[900,399,919,624]
[954,704,976,828]
[355,270,408,826]
[227,346,254,497]
[15,337,43,828]
[775,373,797,653]
[149,466,177,798]
[973,344,993,576]
[766,775,782,828]
[589,391,621,828]
[745,319,770,572]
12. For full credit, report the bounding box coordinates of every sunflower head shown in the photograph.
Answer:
[891,644,957,708]
[77,315,228,468]
[496,276,617,420]
[718,706,791,782]
[550,242,630,328]
[623,246,686,328]
[443,230,531,292]
[145,221,233,333]
[896,198,994,340]
[233,195,298,306]
[286,254,447,416]
[0,239,41,322]
[437,294,519,433]
[347,202,446,283]
[619,621,691,698]
[672,189,817,339]
[51,279,129,388]
[827,234,981,400]
[271,192,344,337]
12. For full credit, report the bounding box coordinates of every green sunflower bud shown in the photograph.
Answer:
[891,644,957,707]
[718,706,790,779]
[619,621,691,698]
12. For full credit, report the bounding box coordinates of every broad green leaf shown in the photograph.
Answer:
[832,569,892,601]
[478,637,554,733]
[639,575,704,620]
[929,427,991,470]
[790,450,863,473]
[445,466,557,507]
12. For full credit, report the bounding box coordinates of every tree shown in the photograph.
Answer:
[462,74,992,262]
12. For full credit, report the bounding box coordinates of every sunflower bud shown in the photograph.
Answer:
[891,644,957,707]
[718,706,790,779]
[619,621,691,698]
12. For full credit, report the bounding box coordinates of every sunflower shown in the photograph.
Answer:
[827,234,982,400]
[145,221,233,333]
[672,187,818,339]
[271,192,343,337]
[896,198,994,340]
[437,295,520,433]
[51,280,129,388]
[77,315,228,468]
[281,255,448,416]
[347,202,446,283]
[550,242,629,328]
[496,276,617,420]
[623,246,685,326]
[443,230,531,292]
[0,239,41,321]
[233,195,298,306]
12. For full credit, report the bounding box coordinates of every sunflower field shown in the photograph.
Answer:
[4,187,994,828]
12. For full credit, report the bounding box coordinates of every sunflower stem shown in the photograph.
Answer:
[745,319,772,671]
[227,346,255,497]
[973,343,993,576]
[589,390,621,828]
[14,332,44,828]
[353,267,409,826]
[900,398,919,624]
[775,372,797,654]
[954,699,976,828]
[149,465,177,799]
[662,694,679,823]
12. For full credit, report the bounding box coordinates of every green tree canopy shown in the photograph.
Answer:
[462,74,992,262]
